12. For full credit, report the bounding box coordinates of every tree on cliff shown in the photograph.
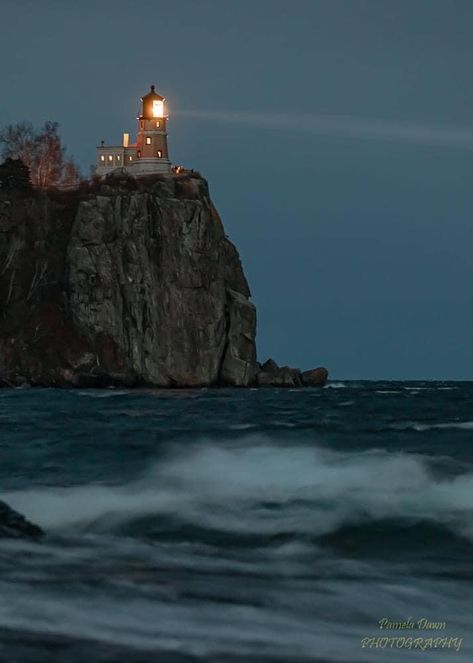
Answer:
[0,158,32,192]
[0,121,80,188]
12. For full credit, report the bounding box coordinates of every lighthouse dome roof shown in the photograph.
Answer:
[141,84,164,102]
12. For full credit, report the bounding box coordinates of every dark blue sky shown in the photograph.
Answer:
[1,0,472,379]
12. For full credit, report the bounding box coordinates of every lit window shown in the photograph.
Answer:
[157,150,163,158]
[146,137,152,145]
[156,121,160,128]
[128,156,133,162]
[100,155,105,162]
[116,154,121,162]
[108,155,113,162]
[152,100,164,117]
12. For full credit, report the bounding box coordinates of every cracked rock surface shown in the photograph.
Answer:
[0,173,257,387]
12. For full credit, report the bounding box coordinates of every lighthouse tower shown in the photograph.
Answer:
[134,85,170,174]
[96,85,171,177]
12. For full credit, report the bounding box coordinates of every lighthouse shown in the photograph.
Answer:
[96,85,171,176]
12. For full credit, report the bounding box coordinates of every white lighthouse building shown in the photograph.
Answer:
[96,85,171,177]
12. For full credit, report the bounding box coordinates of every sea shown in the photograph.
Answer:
[0,381,472,662]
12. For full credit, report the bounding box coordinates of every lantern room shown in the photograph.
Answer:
[139,85,167,120]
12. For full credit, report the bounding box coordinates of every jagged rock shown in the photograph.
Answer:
[0,173,258,387]
[0,500,43,541]
[220,289,257,386]
[301,367,329,386]
[260,358,279,373]
[256,358,303,387]
[256,359,327,388]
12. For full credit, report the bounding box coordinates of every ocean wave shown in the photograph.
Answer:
[422,421,473,431]
[76,390,132,398]
[3,438,473,544]
[403,387,433,391]
[393,421,473,432]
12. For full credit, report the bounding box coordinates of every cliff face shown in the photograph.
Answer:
[0,173,257,387]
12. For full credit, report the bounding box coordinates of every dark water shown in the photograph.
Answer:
[0,382,472,662]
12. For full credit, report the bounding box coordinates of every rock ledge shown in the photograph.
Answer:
[0,501,43,541]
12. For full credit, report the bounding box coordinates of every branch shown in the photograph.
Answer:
[26,261,49,302]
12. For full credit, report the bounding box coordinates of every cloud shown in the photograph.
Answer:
[175,109,473,149]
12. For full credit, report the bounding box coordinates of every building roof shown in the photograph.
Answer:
[141,84,164,102]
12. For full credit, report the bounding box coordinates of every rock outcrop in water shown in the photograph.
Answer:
[256,359,328,387]
[0,171,258,387]
[0,500,43,540]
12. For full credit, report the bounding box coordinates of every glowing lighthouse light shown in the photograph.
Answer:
[153,99,164,118]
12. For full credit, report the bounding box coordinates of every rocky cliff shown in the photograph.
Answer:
[0,171,258,387]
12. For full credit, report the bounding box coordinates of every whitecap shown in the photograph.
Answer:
[76,390,131,398]
[403,386,433,391]
[4,436,473,544]
[415,421,473,431]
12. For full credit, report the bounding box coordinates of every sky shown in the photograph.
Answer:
[0,0,472,379]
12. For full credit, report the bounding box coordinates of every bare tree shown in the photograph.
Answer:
[62,158,81,187]
[0,121,81,188]
[0,122,35,163]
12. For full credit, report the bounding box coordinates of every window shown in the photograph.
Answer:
[100,155,105,163]
[157,150,163,158]
[152,100,164,117]
[137,150,141,158]
[155,121,160,128]
[116,154,121,162]
[140,120,144,129]
[128,156,133,162]
[108,155,113,163]
[146,137,152,145]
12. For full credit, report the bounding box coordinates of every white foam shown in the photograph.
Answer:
[1,437,473,661]
[404,387,432,391]
[3,438,473,542]
[76,390,131,398]
[414,422,473,432]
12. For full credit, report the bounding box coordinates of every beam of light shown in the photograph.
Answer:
[175,109,473,150]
